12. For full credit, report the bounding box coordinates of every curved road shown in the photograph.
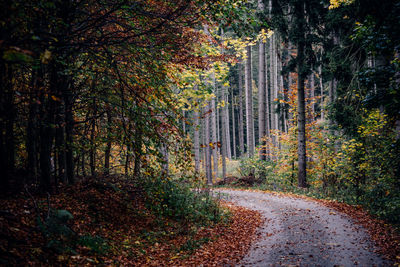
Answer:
[217,189,391,267]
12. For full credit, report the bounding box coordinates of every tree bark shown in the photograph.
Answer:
[64,85,75,184]
[161,143,169,177]
[310,71,315,117]
[245,45,255,157]
[133,123,142,179]
[90,97,97,177]
[231,88,236,158]
[319,63,324,120]
[0,60,15,191]
[295,0,307,188]
[221,92,227,180]
[273,35,279,132]
[258,41,266,161]
[194,96,200,174]
[238,63,245,155]
[104,109,112,175]
[225,92,232,159]
[205,102,212,184]
[211,95,218,179]
[55,108,67,183]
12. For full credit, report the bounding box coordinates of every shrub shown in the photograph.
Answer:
[143,176,225,225]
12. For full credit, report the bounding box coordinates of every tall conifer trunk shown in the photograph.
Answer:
[225,93,232,159]
[205,102,212,184]
[238,63,245,155]
[295,0,307,188]
[245,45,255,157]
[194,106,200,174]
[231,88,236,158]
[258,41,266,161]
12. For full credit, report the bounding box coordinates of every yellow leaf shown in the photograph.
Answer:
[41,49,52,64]
[51,95,61,102]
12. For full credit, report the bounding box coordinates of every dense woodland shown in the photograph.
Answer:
[1,0,400,265]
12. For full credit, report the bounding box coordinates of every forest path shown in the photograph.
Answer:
[216,189,391,267]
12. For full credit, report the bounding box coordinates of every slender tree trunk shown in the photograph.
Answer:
[231,88,236,159]
[55,109,67,183]
[81,149,86,176]
[225,93,232,159]
[0,60,15,191]
[273,35,279,132]
[258,41,266,161]
[182,110,186,134]
[133,122,142,178]
[39,91,56,192]
[124,141,130,175]
[265,44,271,160]
[238,63,245,155]
[295,0,307,188]
[269,34,276,139]
[104,109,112,175]
[194,100,200,174]
[310,71,315,117]
[245,45,255,157]
[278,46,286,133]
[27,68,41,183]
[205,102,212,184]
[211,95,218,179]
[90,98,96,177]
[161,143,169,177]
[211,72,218,178]
[221,93,227,180]
[64,85,74,184]
[319,63,324,120]
[202,111,206,171]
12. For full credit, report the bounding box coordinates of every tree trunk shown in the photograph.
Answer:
[133,123,142,179]
[245,45,255,157]
[296,0,307,188]
[64,85,75,184]
[212,74,218,178]
[310,71,315,118]
[258,41,266,161]
[104,109,112,175]
[0,60,15,191]
[265,48,271,160]
[161,143,169,177]
[225,93,232,159]
[238,63,245,155]
[90,98,97,177]
[231,88,236,159]
[273,35,279,132]
[182,110,186,134]
[27,68,41,183]
[55,110,67,183]
[221,93,227,180]
[194,99,200,174]
[39,92,56,192]
[205,102,212,184]
[269,34,276,139]
[319,63,324,120]
[202,110,206,172]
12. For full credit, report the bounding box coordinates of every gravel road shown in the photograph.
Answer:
[216,189,392,267]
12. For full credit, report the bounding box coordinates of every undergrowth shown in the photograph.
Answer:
[1,176,230,265]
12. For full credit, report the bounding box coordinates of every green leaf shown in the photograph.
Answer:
[3,50,33,63]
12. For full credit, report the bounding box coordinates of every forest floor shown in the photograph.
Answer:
[0,178,262,266]
[216,188,399,266]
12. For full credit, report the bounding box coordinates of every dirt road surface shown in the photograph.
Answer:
[216,189,392,267]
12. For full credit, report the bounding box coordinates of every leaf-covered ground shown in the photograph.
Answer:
[0,179,262,266]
